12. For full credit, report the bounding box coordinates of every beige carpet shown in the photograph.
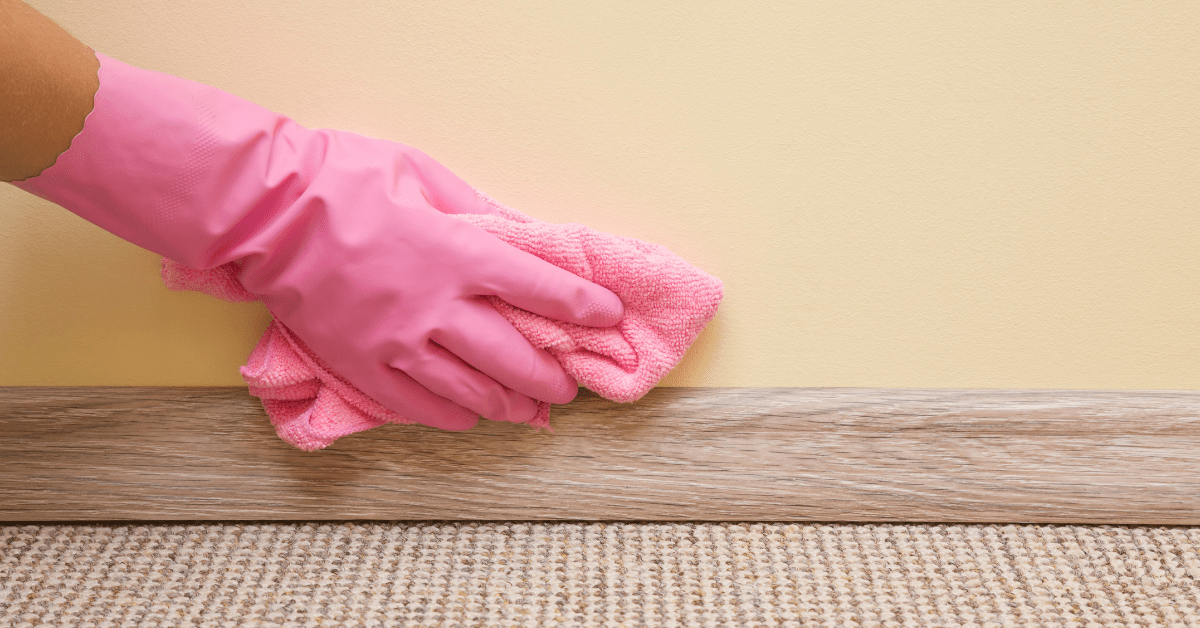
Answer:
[2,522,1199,627]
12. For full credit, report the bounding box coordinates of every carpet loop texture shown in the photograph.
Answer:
[3,522,1200,627]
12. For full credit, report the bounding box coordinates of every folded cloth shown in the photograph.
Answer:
[162,191,724,450]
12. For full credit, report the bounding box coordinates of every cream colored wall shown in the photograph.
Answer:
[2,0,1198,389]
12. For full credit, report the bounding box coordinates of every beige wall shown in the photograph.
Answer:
[2,1,1198,389]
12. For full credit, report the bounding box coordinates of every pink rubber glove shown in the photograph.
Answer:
[12,51,624,431]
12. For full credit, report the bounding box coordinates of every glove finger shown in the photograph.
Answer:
[393,341,543,425]
[404,147,498,216]
[354,360,480,431]
[473,240,625,328]
[429,296,578,405]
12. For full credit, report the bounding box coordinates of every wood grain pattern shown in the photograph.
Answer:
[1,387,1198,523]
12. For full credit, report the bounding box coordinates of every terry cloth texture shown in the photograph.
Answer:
[3,521,1200,627]
[162,192,724,452]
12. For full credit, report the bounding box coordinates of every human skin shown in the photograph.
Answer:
[1,0,617,428]
[0,0,99,182]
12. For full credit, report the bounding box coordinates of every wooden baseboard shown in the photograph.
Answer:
[1,386,1198,523]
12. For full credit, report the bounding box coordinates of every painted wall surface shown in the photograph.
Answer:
[2,1,1198,389]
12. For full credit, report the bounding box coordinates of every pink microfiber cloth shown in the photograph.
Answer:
[162,191,723,450]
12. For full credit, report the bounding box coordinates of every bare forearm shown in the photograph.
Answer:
[0,0,99,182]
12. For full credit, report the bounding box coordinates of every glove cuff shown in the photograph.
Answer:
[11,51,324,271]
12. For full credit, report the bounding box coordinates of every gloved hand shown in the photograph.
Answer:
[12,51,624,431]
